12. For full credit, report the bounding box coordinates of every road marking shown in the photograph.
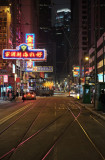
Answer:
[76,119,105,160]
[0,103,32,125]
[90,115,105,129]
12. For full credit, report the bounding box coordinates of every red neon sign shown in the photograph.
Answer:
[2,44,47,61]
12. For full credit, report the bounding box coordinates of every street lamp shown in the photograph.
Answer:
[85,56,89,61]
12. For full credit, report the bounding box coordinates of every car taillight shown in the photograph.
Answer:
[32,94,34,97]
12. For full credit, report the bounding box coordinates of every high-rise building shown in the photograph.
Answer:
[54,8,71,83]
[0,0,25,95]
[70,0,105,84]
[78,0,89,71]
[0,5,11,55]
[38,0,52,44]
[88,0,105,82]
[37,0,54,80]
[70,0,79,80]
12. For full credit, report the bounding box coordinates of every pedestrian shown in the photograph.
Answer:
[12,91,16,101]
[7,90,10,98]
[9,91,12,101]
[22,92,25,102]
[16,91,19,97]
[99,89,105,113]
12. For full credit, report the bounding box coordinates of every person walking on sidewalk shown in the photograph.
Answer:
[99,89,105,113]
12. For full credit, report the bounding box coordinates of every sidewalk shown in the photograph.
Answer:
[0,97,20,104]
[76,98,105,121]
[0,99,11,104]
[65,92,105,121]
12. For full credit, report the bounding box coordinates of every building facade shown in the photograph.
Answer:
[54,8,71,83]
[70,0,105,86]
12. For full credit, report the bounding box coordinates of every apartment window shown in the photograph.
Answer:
[82,42,88,45]
[82,47,87,50]
[82,37,87,40]
[82,31,87,35]
[3,17,7,21]
[82,16,87,19]
[82,6,87,9]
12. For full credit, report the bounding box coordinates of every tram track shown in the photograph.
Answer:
[0,99,43,134]
[38,99,105,160]
[0,99,45,159]
[43,99,105,160]
[0,100,70,159]
[1,99,81,160]
[0,97,105,160]
[41,100,82,159]
[69,100,105,160]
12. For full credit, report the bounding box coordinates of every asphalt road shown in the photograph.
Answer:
[0,95,105,160]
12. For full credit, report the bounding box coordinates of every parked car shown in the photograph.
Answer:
[23,91,36,100]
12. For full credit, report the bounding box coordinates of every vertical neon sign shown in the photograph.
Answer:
[25,33,35,49]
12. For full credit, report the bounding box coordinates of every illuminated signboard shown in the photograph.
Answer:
[4,75,8,83]
[26,33,35,49]
[0,75,8,83]
[25,66,53,72]
[0,75,3,85]
[2,44,47,61]
[26,61,34,72]
[73,66,80,77]
[33,66,53,72]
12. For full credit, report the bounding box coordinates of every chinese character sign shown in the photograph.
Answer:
[26,33,35,49]
[26,61,34,72]
[0,75,8,84]
[33,66,53,72]
[73,66,80,77]
[4,75,8,83]
[25,65,53,72]
[0,75,3,85]
[2,44,47,61]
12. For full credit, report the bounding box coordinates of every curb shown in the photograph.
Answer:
[77,101,105,121]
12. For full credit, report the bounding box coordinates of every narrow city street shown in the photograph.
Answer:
[0,94,105,160]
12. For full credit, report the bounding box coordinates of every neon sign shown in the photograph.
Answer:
[73,66,80,77]
[26,33,35,49]
[26,61,34,72]
[2,44,47,61]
